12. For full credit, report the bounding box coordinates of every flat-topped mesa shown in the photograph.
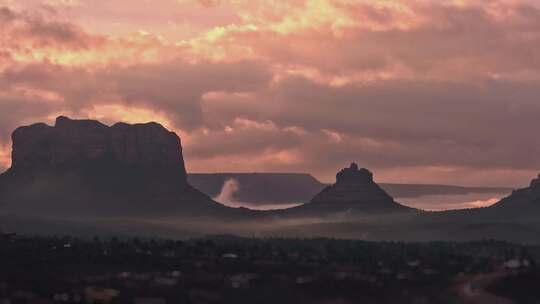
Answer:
[0,116,242,217]
[11,116,186,176]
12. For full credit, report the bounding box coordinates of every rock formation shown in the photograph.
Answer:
[188,172,510,208]
[0,116,236,217]
[488,173,540,215]
[11,116,186,175]
[311,163,395,205]
[280,163,413,216]
[529,174,540,197]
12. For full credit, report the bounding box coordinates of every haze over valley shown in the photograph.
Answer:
[189,173,511,211]
[2,1,540,302]
[0,116,538,244]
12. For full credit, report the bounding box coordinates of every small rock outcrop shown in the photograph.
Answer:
[488,173,540,216]
[11,116,186,177]
[529,174,540,197]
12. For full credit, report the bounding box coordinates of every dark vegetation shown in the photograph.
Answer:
[0,234,538,304]
[488,271,540,303]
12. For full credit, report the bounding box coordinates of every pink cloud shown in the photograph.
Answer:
[1,0,540,188]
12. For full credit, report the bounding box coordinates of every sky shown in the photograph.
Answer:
[1,0,540,187]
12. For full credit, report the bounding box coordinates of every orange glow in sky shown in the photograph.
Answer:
[1,0,540,187]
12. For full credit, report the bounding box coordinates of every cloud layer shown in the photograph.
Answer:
[1,0,540,187]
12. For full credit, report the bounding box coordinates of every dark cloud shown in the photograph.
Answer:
[198,75,540,174]
[104,60,272,129]
[0,95,54,142]
[0,6,16,23]
[2,1,540,186]
[5,61,537,184]
[0,59,272,135]
[0,5,103,51]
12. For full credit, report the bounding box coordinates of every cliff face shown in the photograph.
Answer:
[0,116,237,217]
[11,116,186,177]
[529,174,540,198]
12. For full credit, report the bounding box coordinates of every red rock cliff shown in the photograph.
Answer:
[11,116,186,178]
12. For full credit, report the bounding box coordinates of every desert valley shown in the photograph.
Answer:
[0,117,539,243]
